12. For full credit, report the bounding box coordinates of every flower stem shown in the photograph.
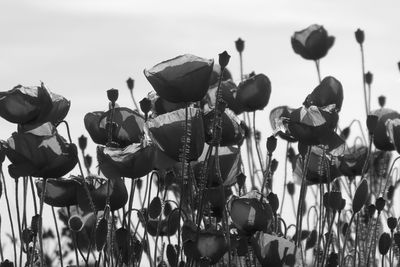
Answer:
[15,179,23,267]
[360,44,369,117]
[315,60,322,83]
[38,179,47,267]
[279,143,290,216]
[51,206,64,267]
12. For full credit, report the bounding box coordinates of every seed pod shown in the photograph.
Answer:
[378,95,386,108]
[126,77,134,91]
[166,244,178,267]
[365,71,373,85]
[149,196,162,219]
[235,38,245,53]
[340,127,350,140]
[266,135,277,154]
[107,89,119,104]
[287,182,295,196]
[218,51,230,69]
[270,159,279,173]
[375,197,386,212]
[78,135,87,151]
[387,217,397,231]
[355,29,365,44]
[68,215,84,232]
[267,192,279,215]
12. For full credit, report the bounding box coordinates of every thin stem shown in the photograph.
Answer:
[279,143,290,216]
[367,212,381,267]
[0,168,17,264]
[67,207,80,267]
[315,60,322,83]
[340,213,355,266]
[52,207,64,267]
[15,179,23,267]
[129,89,140,112]
[353,214,360,267]
[360,44,369,117]
[38,179,47,267]
[30,176,38,214]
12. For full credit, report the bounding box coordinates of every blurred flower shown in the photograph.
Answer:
[291,24,335,60]
[144,54,214,103]
[0,84,70,125]
[84,107,145,147]
[126,77,134,91]
[182,222,229,264]
[378,95,386,108]
[203,109,244,147]
[228,190,273,235]
[339,145,368,177]
[146,107,205,161]
[293,146,341,185]
[236,73,271,112]
[3,122,78,179]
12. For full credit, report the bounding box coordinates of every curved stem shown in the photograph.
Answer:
[38,179,47,267]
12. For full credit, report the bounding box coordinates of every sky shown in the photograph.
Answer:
[1,0,400,264]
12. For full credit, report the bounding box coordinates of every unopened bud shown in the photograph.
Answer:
[78,135,87,151]
[365,71,373,85]
[218,51,230,69]
[107,89,119,104]
[126,77,134,91]
[266,135,277,154]
[355,29,365,44]
[235,38,245,53]
[378,95,386,108]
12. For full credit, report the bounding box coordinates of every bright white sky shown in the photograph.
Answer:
[1,0,400,264]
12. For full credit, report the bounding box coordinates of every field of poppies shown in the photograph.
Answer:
[0,24,400,267]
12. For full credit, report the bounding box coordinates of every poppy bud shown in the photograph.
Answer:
[379,232,391,255]
[352,179,368,213]
[365,71,373,85]
[235,38,245,53]
[22,228,33,244]
[0,260,14,267]
[68,215,84,232]
[355,29,365,44]
[375,197,386,212]
[139,97,152,117]
[368,204,376,218]
[126,77,134,91]
[78,135,87,151]
[378,95,386,108]
[218,51,230,69]
[387,217,397,231]
[84,154,92,169]
[267,192,279,214]
[107,88,119,104]
[266,135,277,154]
[270,159,278,173]
[387,185,394,200]
[366,115,378,135]
[394,232,400,248]
[287,182,295,195]
[340,127,350,140]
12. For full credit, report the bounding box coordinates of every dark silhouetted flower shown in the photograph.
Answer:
[291,24,335,60]
[206,80,243,115]
[146,107,205,161]
[218,51,230,69]
[182,222,229,264]
[236,73,271,112]
[97,143,176,179]
[228,191,273,235]
[3,123,78,179]
[84,107,144,147]
[36,177,80,207]
[203,109,244,147]
[303,76,343,111]
[142,208,180,237]
[370,108,400,151]
[0,84,70,125]
[144,54,214,103]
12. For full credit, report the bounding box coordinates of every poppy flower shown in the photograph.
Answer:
[236,74,271,112]
[144,54,214,103]
[339,145,368,177]
[203,109,245,147]
[146,107,205,161]
[303,76,343,111]
[291,24,335,60]
[208,64,232,86]
[84,107,145,147]
[251,232,298,267]
[76,176,128,211]
[293,146,341,185]
[182,221,229,264]
[0,84,70,125]
[269,106,296,142]
[192,145,242,187]
[228,191,273,235]
[3,122,78,179]
[36,177,80,207]
[97,143,176,179]
[205,80,244,115]
[386,118,400,154]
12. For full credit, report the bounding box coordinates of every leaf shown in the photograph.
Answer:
[166,244,177,267]
[95,217,108,251]
[352,179,368,213]
[149,196,162,219]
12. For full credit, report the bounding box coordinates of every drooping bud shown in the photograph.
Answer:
[235,38,245,53]
[266,135,277,154]
[78,135,87,151]
[355,29,365,44]
[387,217,397,231]
[352,179,368,213]
[218,51,231,69]
[107,88,119,104]
[378,95,386,108]
[126,77,134,91]
[287,182,295,196]
[366,115,378,135]
[365,71,373,85]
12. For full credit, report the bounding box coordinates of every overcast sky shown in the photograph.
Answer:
[1,0,400,264]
